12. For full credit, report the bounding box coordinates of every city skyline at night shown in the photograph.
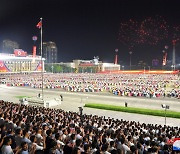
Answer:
[0,0,179,67]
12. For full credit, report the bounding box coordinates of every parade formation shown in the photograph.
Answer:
[1,73,180,100]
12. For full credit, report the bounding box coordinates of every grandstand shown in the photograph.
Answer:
[0,100,180,153]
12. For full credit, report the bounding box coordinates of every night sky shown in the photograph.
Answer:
[0,0,180,65]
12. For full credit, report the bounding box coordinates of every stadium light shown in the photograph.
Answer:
[161,104,169,109]
[161,104,170,125]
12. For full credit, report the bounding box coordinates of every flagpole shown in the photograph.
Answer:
[40,17,44,101]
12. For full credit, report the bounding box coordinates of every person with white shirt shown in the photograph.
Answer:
[55,133,65,153]
[1,136,14,154]
[76,129,83,140]
[109,141,116,152]
[36,128,43,146]
[102,143,111,154]
[22,130,31,145]
[120,138,131,154]
[16,142,34,154]
[30,135,45,152]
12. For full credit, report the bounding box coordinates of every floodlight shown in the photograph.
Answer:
[161,104,170,109]
[161,104,170,125]
[161,104,166,108]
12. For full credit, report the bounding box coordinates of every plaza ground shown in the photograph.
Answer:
[0,85,180,127]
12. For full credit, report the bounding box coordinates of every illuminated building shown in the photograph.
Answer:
[0,50,45,73]
[43,41,57,63]
[52,57,120,73]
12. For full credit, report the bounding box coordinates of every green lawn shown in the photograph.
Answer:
[84,103,180,119]
[15,96,31,99]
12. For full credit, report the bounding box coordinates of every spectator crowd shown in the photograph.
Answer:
[0,100,179,154]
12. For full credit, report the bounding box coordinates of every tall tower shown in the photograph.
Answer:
[172,40,176,70]
[162,45,168,67]
[129,51,133,70]
[32,36,38,62]
[114,49,118,65]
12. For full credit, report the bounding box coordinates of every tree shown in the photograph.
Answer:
[53,64,62,73]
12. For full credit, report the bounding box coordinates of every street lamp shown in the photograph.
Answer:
[80,96,88,104]
[161,104,170,125]
[51,65,54,74]
[162,50,165,70]
[79,96,88,115]
[144,66,145,74]
[122,66,124,70]
[171,65,174,71]
[129,51,133,70]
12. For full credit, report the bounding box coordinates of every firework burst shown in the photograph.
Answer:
[118,16,170,48]
[118,19,140,51]
[139,16,169,45]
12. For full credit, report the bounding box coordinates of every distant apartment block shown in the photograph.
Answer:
[43,41,57,63]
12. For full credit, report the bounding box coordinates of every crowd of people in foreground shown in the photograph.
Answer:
[0,100,180,154]
[1,73,180,99]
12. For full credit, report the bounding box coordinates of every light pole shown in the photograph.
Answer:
[122,66,124,70]
[144,66,145,74]
[129,51,132,70]
[80,96,88,105]
[161,104,170,125]
[162,50,165,70]
[148,66,150,72]
[51,65,54,74]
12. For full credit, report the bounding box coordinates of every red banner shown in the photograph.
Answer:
[14,49,27,57]
[35,61,42,71]
[0,61,8,72]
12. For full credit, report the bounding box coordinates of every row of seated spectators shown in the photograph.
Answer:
[0,100,180,154]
